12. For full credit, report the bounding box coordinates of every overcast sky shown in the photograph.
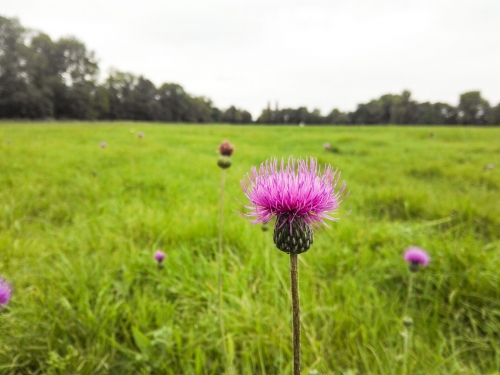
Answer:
[3,0,500,117]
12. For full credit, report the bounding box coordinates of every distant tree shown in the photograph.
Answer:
[433,102,458,125]
[325,108,349,124]
[221,105,252,124]
[93,85,110,119]
[129,76,160,121]
[157,83,191,121]
[308,109,323,124]
[211,107,222,122]
[490,103,500,125]
[0,16,30,118]
[23,33,57,118]
[458,91,490,125]
[413,102,435,124]
[352,101,382,124]
[240,110,252,124]
[187,96,213,122]
[103,70,138,119]
[390,91,418,124]
[222,106,238,123]
[51,37,99,119]
[257,102,273,124]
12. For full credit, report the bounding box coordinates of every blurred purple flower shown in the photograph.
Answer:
[324,142,330,149]
[241,157,348,230]
[154,250,166,263]
[154,250,166,269]
[100,141,107,148]
[0,278,12,307]
[404,247,430,272]
[138,132,144,138]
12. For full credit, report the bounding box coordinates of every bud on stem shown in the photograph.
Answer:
[273,217,314,254]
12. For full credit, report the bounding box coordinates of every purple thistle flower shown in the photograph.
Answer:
[100,141,107,148]
[241,157,348,254]
[154,250,165,262]
[404,247,430,272]
[0,278,12,307]
[138,132,144,138]
[154,250,166,269]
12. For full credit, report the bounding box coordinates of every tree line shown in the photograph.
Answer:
[257,90,500,125]
[1,15,499,125]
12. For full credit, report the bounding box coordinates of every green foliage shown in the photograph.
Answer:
[458,91,491,125]
[0,124,499,374]
[0,15,249,124]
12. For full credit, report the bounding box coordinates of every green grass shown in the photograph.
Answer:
[0,123,499,374]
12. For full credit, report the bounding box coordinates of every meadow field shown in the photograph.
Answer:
[0,123,499,375]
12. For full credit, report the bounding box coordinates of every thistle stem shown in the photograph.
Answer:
[290,253,300,375]
[402,327,410,375]
[402,272,415,375]
[404,272,414,315]
[218,169,227,361]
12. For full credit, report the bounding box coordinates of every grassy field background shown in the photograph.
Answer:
[0,123,499,374]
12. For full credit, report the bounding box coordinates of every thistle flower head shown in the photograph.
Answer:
[241,157,348,253]
[404,247,430,272]
[242,157,347,228]
[218,140,234,156]
[154,250,165,263]
[100,141,107,148]
[0,278,12,307]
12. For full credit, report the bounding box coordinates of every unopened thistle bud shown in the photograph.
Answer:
[218,140,234,156]
[273,217,314,254]
[403,316,413,327]
[217,156,232,169]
